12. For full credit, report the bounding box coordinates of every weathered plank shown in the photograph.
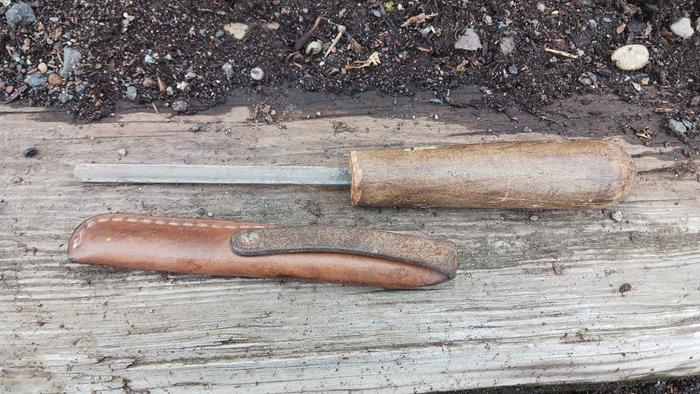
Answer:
[1,93,699,393]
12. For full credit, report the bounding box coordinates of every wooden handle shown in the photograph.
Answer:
[349,140,636,209]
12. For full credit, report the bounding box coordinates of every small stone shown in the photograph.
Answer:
[172,100,190,114]
[640,77,650,85]
[191,123,203,132]
[126,86,137,101]
[176,81,189,91]
[507,64,518,75]
[5,85,13,94]
[419,26,434,38]
[196,208,206,216]
[670,17,694,39]
[250,67,264,81]
[529,215,539,222]
[48,74,63,86]
[38,62,48,73]
[117,148,127,157]
[371,9,382,18]
[611,44,649,71]
[610,210,623,222]
[222,62,233,80]
[22,146,38,158]
[57,92,72,103]
[142,77,155,87]
[264,21,280,30]
[5,2,36,28]
[618,283,632,295]
[627,22,646,34]
[185,71,197,80]
[224,22,248,39]
[60,48,82,78]
[588,19,598,29]
[207,212,214,217]
[305,40,323,55]
[24,73,46,87]
[499,37,515,56]
[455,28,482,51]
[536,3,545,12]
[483,15,492,25]
[668,119,688,138]
[144,54,157,65]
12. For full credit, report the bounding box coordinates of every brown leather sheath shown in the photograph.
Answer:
[68,214,458,288]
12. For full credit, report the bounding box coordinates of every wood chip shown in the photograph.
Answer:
[544,47,578,59]
[400,13,437,28]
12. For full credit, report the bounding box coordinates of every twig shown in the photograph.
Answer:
[324,25,346,58]
[544,47,578,59]
[342,52,381,73]
[4,85,27,104]
[400,13,438,28]
[294,16,322,51]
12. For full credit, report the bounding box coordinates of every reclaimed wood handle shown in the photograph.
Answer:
[349,140,636,209]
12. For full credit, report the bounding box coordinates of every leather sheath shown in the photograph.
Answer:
[68,214,458,288]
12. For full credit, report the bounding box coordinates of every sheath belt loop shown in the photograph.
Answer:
[230,226,457,279]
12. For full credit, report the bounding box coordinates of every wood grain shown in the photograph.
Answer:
[1,94,699,393]
[349,140,636,208]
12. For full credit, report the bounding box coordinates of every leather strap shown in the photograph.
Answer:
[68,214,457,288]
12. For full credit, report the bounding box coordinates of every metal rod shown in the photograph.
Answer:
[75,164,352,186]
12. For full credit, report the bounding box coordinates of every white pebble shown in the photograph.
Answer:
[670,17,694,38]
[38,62,48,73]
[224,23,248,40]
[250,67,264,81]
[611,44,649,71]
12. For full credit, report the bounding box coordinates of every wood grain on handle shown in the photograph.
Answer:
[349,140,636,209]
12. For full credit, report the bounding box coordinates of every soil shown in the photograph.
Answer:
[0,0,698,143]
[455,376,700,394]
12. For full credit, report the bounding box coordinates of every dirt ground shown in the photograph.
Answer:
[0,0,698,145]
[458,376,700,394]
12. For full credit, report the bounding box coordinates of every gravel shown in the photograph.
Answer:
[250,67,264,81]
[610,211,623,222]
[60,48,82,78]
[22,146,38,158]
[610,45,649,71]
[24,73,45,87]
[5,2,35,28]
[670,17,694,39]
[171,100,189,113]
[455,28,482,51]
[126,86,138,101]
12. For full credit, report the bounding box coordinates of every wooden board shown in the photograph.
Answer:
[1,92,699,393]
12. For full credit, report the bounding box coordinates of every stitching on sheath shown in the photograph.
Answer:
[71,216,265,249]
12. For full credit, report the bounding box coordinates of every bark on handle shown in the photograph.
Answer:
[349,140,636,209]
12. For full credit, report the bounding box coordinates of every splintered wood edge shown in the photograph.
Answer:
[349,151,363,206]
